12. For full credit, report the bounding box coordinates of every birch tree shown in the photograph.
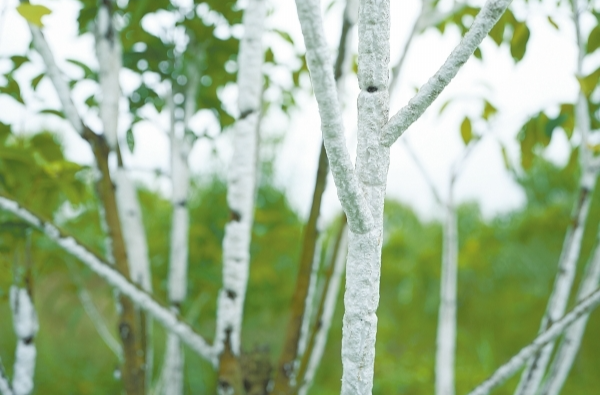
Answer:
[3,0,600,394]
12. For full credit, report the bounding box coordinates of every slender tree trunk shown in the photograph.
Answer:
[9,236,38,395]
[539,224,600,395]
[214,1,266,393]
[466,287,600,395]
[272,1,356,391]
[436,183,458,395]
[514,3,595,392]
[296,219,348,395]
[160,72,198,394]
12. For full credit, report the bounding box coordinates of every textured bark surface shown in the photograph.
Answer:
[297,219,348,395]
[214,1,266,393]
[272,143,328,394]
[381,0,512,147]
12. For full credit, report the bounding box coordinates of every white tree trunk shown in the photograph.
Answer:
[340,0,391,393]
[0,196,214,362]
[539,229,600,395]
[298,227,348,395]
[514,1,595,391]
[213,0,266,361]
[9,287,38,395]
[436,190,458,395]
[466,287,600,395]
[161,74,197,395]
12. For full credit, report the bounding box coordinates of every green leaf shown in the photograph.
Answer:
[500,144,512,170]
[10,56,29,71]
[31,73,45,90]
[39,109,66,119]
[482,101,497,120]
[588,25,600,54]
[438,99,452,115]
[65,59,95,80]
[274,29,293,44]
[0,76,24,104]
[460,117,472,145]
[16,4,52,27]
[547,16,559,30]
[473,47,482,60]
[559,103,575,138]
[510,23,530,62]
[577,68,600,96]
[126,129,135,153]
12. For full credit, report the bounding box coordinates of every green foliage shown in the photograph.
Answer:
[16,4,52,27]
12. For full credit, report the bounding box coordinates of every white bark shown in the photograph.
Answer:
[298,227,348,395]
[95,3,121,149]
[436,186,457,395]
[514,1,595,391]
[340,1,390,394]
[28,26,84,135]
[113,169,153,292]
[161,72,198,395]
[213,0,265,360]
[466,287,600,395]
[293,0,374,234]
[381,0,512,147]
[0,196,214,362]
[539,228,600,395]
[297,234,324,361]
[9,287,38,395]
[158,326,184,395]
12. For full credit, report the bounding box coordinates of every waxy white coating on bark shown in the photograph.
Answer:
[113,168,153,292]
[9,287,38,395]
[29,26,84,135]
[95,4,121,149]
[515,4,595,389]
[168,108,192,303]
[297,234,325,362]
[519,5,596,393]
[214,0,265,359]
[159,333,183,395]
[293,0,374,234]
[299,228,348,395]
[340,1,389,393]
[436,189,457,395]
[0,196,214,362]
[381,0,512,147]
[466,287,600,395]
[539,231,600,395]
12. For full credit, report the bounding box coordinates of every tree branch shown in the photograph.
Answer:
[466,286,600,395]
[0,195,214,363]
[293,0,374,234]
[381,0,512,147]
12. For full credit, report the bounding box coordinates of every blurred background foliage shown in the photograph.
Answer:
[1,123,600,394]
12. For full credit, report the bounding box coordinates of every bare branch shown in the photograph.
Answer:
[381,0,512,147]
[466,287,600,395]
[0,196,214,363]
[293,0,374,234]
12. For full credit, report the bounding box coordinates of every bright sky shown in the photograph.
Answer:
[0,0,584,225]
